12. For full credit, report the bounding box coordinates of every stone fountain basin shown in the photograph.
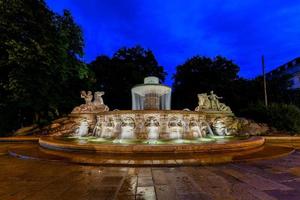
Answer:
[39,136,265,154]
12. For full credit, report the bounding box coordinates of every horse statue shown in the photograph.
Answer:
[195,93,211,111]
[72,91,109,113]
[219,103,232,112]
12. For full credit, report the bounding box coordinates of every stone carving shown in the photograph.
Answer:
[81,91,93,105]
[145,116,160,140]
[208,91,222,110]
[195,91,231,112]
[101,117,115,138]
[212,117,231,136]
[93,91,105,106]
[120,117,136,139]
[92,116,102,137]
[199,120,214,136]
[168,116,184,139]
[145,116,160,127]
[189,118,202,138]
[195,93,211,111]
[74,118,89,137]
[72,91,109,113]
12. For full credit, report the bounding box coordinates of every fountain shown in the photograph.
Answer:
[120,117,135,139]
[131,76,171,110]
[74,118,89,137]
[39,76,266,156]
[145,116,160,140]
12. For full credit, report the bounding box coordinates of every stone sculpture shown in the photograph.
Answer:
[145,116,160,140]
[168,117,184,139]
[212,117,231,136]
[195,93,211,111]
[93,91,105,106]
[81,91,93,105]
[189,118,202,138]
[120,117,136,139]
[92,116,102,137]
[74,118,89,137]
[208,91,222,110]
[101,117,115,138]
[195,91,231,112]
[72,91,109,113]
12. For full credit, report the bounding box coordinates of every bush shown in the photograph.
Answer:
[240,102,300,134]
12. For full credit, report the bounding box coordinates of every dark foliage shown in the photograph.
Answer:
[240,103,300,133]
[172,56,240,110]
[172,55,300,133]
[0,0,91,134]
[89,46,166,109]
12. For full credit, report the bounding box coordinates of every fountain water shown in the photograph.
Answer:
[92,116,102,137]
[74,119,89,137]
[39,76,267,159]
[201,121,214,136]
[168,116,184,139]
[145,117,160,140]
[53,77,240,145]
[101,117,115,138]
[120,117,135,139]
[131,76,171,110]
[189,119,202,138]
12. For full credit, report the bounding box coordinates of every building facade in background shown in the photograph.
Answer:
[267,57,300,89]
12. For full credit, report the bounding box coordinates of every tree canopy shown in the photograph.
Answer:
[0,0,90,134]
[172,55,298,115]
[0,0,299,135]
[172,56,240,110]
[89,46,166,109]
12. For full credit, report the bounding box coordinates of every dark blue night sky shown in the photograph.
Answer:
[46,0,300,85]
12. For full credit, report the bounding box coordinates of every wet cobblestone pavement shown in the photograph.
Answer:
[1,143,300,200]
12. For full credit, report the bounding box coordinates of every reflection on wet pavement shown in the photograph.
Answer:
[1,143,300,199]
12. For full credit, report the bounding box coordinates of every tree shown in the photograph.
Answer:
[0,0,90,134]
[172,56,240,110]
[89,46,166,109]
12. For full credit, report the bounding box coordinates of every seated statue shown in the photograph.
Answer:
[195,91,231,112]
[195,93,211,111]
[208,91,222,110]
[72,91,109,113]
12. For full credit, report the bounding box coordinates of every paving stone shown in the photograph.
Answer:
[183,167,236,200]
[116,195,136,200]
[101,176,123,186]
[3,143,300,199]
[85,186,118,200]
[137,168,152,177]
[118,176,137,196]
[266,188,300,200]
[152,169,169,185]
[136,186,156,200]
[223,168,293,191]
[232,183,277,200]
[138,176,154,187]
[155,185,176,200]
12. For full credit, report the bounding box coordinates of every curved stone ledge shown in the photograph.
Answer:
[39,136,265,154]
[7,142,294,166]
[0,136,39,142]
[68,109,234,117]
